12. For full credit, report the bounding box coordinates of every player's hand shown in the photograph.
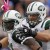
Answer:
[1,0,9,12]
[17,25,31,35]
[18,25,37,37]
[12,25,37,44]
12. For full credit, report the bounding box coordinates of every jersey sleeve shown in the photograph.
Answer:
[45,20,50,30]
[42,18,50,30]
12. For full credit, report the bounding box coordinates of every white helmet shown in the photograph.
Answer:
[26,2,46,27]
[2,10,23,31]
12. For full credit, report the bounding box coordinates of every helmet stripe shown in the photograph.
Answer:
[30,2,36,11]
[6,10,11,17]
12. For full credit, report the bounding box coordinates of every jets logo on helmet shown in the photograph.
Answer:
[15,13,23,19]
[38,5,45,11]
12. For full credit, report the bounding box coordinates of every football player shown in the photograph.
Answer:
[0,10,42,50]
[13,1,50,49]
[22,1,50,49]
[0,1,50,50]
[14,1,50,46]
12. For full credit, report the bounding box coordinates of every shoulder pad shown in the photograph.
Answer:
[42,18,50,30]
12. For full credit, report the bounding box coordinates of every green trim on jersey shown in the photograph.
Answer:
[30,2,36,11]
[41,20,45,28]
[45,20,50,30]
[9,43,14,50]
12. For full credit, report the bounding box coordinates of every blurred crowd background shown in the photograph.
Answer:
[0,0,50,50]
[0,0,50,17]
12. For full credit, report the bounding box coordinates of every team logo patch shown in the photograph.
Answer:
[38,5,45,11]
[15,13,22,19]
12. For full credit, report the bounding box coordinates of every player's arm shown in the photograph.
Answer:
[35,30,50,42]
[12,30,43,50]
[22,25,50,42]
[29,29,50,42]
[0,37,8,48]
[35,19,50,42]
[1,0,9,12]
[23,37,43,50]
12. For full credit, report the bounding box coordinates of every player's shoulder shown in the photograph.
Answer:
[42,17,50,30]
[44,17,50,24]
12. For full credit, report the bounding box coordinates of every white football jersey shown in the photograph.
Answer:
[8,19,31,50]
[30,17,50,50]
[8,30,31,50]
[20,18,50,50]
[8,17,50,50]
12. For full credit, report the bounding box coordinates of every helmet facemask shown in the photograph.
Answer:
[28,13,42,27]
[2,19,19,31]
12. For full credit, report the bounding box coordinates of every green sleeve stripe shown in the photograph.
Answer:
[45,20,50,30]
[30,2,36,11]
[6,11,10,17]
